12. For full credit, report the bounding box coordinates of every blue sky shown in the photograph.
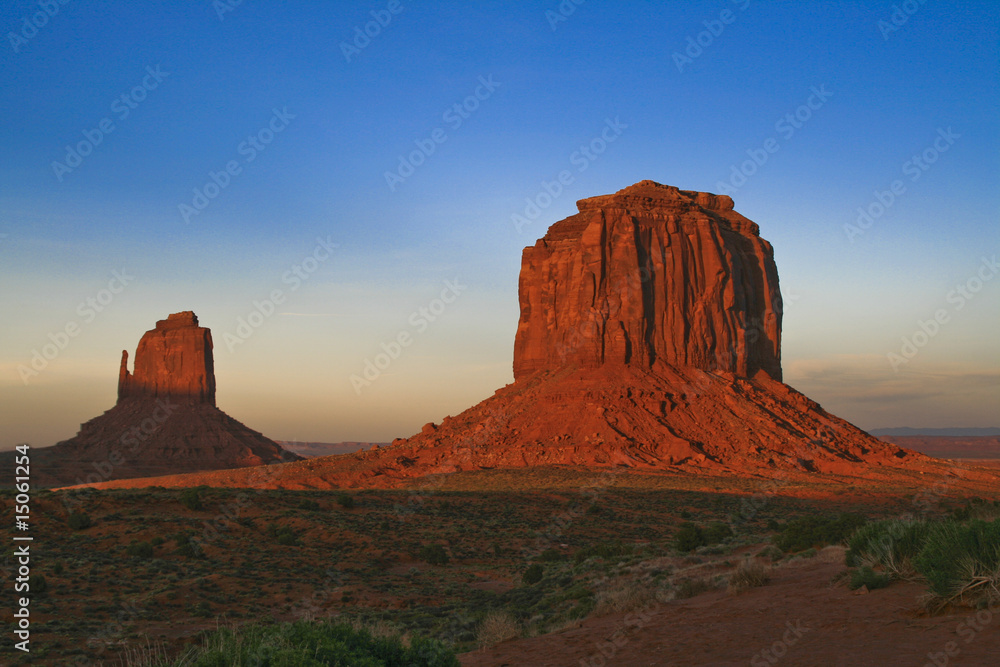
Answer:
[1,0,997,449]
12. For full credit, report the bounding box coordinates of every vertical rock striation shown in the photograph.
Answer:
[513,181,782,381]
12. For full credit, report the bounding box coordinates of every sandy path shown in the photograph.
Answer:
[460,547,999,667]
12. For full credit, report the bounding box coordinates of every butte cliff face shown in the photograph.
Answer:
[23,311,298,487]
[118,311,216,405]
[513,181,781,381]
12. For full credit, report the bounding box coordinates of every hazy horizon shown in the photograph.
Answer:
[2,1,998,450]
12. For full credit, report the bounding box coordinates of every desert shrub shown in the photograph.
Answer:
[846,519,929,578]
[673,577,712,599]
[728,558,770,593]
[673,521,732,553]
[476,611,519,647]
[335,493,355,509]
[126,541,154,560]
[756,545,783,562]
[849,566,892,591]
[151,536,165,547]
[574,540,633,563]
[703,521,733,544]
[68,511,92,530]
[673,522,706,552]
[52,562,64,575]
[522,563,544,585]
[173,533,204,559]
[593,580,655,614]
[267,524,300,547]
[33,575,47,595]
[298,499,321,511]
[950,498,1000,522]
[179,487,204,511]
[537,548,566,562]
[418,544,449,566]
[172,619,459,666]
[915,518,1000,604]
[772,513,866,553]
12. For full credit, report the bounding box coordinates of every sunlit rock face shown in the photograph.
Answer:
[513,181,782,382]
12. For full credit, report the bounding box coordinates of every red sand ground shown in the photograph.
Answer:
[460,546,1000,667]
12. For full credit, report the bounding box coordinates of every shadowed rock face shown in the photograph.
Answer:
[118,311,216,405]
[513,181,782,381]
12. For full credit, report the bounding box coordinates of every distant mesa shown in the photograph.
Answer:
[14,311,299,488]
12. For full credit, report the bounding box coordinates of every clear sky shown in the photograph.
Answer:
[1,0,997,450]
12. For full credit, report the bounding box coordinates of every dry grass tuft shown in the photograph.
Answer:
[728,557,770,593]
[477,610,520,647]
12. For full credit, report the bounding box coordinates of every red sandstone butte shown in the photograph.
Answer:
[21,311,298,487]
[514,181,781,381]
[293,181,919,484]
[118,311,216,404]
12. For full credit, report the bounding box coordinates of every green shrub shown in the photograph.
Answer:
[418,544,449,566]
[573,540,633,563]
[173,533,204,559]
[298,499,321,511]
[673,522,706,552]
[126,541,154,559]
[846,519,929,578]
[335,493,355,509]
[523,563,544,585]
[267,524,300,547]
[537,548,565,562]
[180,487,204,511]
[176,620,459,666]
[33,574,47,595]
[67,511,92,530]
[849,566,892,591]
[773,513,866,553]
[915,518,1000,603]
[703,522,733,544]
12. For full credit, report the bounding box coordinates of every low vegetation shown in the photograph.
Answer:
[843,514,1000,606]
[159,620,459,666]
[7,480,997,665]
